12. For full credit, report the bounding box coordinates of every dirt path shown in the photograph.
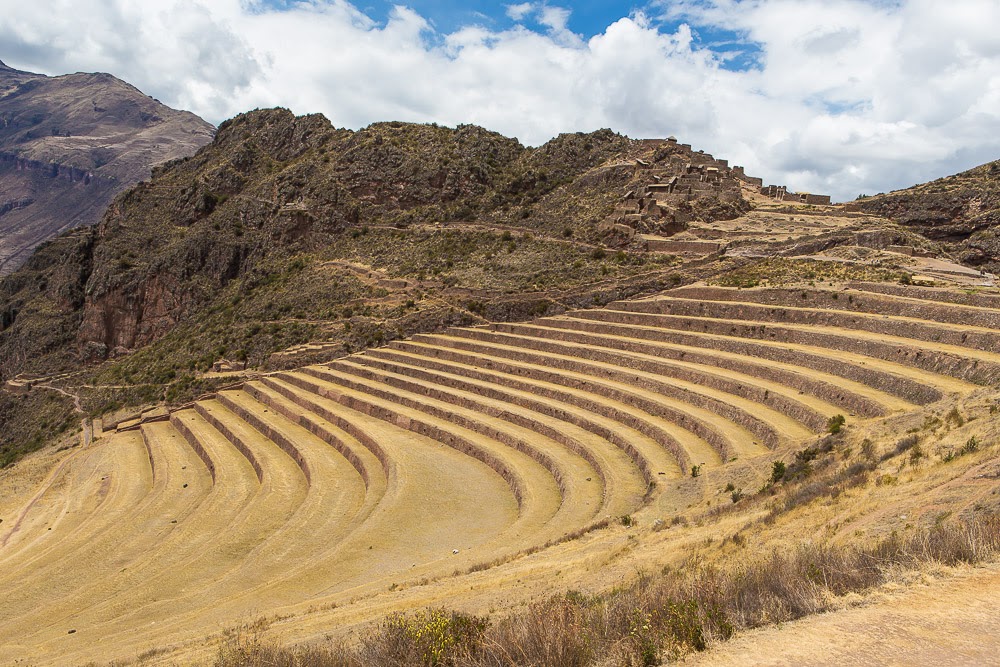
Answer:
[34,382,83,413]
[689,564,1000,666]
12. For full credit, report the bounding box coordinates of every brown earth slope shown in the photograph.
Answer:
[858,159,1000,271]
[0,59,214,275]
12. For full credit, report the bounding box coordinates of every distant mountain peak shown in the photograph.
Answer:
[0,59,31,73]
[0,60,214,274]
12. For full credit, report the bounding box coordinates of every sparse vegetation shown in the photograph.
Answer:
[827,414,846,434]
[215,515,1000,666]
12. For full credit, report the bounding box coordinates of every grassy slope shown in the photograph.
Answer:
[210,387,1000,667]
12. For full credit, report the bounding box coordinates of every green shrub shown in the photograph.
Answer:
[826,414,846,434]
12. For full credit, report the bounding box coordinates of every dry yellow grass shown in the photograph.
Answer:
[1,280,999,665]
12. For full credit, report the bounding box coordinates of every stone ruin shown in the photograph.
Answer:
[760,184,832,205]
[600,136,833,240]
[602,137,766,238]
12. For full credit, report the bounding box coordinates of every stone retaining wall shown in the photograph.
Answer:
[646,239,726,254]
[523,317,886,418]
[567,310,941,404]
[169,413,216,483]
[192,402,265,483]
[606,300,1000,386]
[139,426,156,482]
[214,392,312,485]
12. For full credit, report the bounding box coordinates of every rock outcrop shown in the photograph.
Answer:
[857,160,1000,271]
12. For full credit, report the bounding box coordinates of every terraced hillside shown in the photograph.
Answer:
[1,281,999,664]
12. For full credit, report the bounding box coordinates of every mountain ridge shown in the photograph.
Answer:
[0,60,214,274]
[858,159,1000,271]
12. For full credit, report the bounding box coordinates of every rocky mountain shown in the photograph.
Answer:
[857,159,1000,271]
[1,108,757,374]
[3,105,991,468]
[0,59,214,274]
[0,108,764,457]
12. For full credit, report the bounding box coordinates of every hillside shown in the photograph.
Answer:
[1,280,998,665]
[1,107,990,468]
[858,159,1000,271]
[1,109,788,463]
[0,106,998,664]
[0,59,214,274]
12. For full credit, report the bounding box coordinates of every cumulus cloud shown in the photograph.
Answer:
[0,0,996,201]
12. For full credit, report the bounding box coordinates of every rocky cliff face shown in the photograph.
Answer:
[858,160,1000,271]
[0,60,214,274]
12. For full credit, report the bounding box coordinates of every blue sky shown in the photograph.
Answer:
[1,0,997,201]
[260,1,764,71]
[361,0,633,35]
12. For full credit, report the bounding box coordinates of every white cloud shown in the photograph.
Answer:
[0,0,997,201]
[506,3,534,21]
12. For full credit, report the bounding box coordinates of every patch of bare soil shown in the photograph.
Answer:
[687,564,1000,666]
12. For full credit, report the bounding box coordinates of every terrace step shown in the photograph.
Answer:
[423,328,811,449]
[333,356,650,516]
[520,316,910,415]
[595,300,992,388]
[305,362,607,525]
[575,311,974,405]
[31,406,314,632]
[667,286,1000,330]
[0,432,154,599]
[488,322,849,428]
[627,289,1000,357]
[386,338,733,469]
[276,369,570,541]
[359,347,683,480]
[846,282,1000,309]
